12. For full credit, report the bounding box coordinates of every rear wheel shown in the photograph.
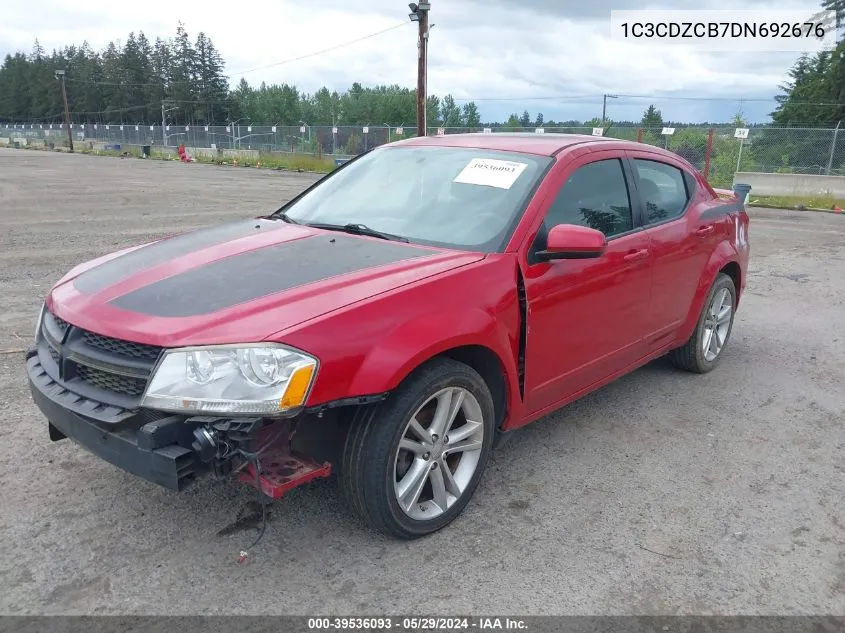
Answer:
[669,273,736,373]
[340,358,495,539]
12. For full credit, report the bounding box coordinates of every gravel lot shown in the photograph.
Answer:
[0,148,843,616]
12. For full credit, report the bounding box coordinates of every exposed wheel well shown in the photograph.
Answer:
[322,346,510,466]
[438,345,508,431]
[720,261,741,305]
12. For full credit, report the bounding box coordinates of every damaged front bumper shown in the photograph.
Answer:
[25,348,331,496]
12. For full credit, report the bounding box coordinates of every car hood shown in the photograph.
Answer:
[47,218,484,347]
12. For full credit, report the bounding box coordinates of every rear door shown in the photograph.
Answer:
[521,151,653,415]
[625,151,719,350]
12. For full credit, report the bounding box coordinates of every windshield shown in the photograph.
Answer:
[281,145,552,252]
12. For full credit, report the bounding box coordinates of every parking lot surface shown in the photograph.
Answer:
[0,148,843,615]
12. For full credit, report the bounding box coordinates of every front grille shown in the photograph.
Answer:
[74,364,148,396]
[52,313,70,335]
[136,408,176,425]
[81,330,162,361]
[40,310,162,405]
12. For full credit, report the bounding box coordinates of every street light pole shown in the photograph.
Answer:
[161,101,178,147]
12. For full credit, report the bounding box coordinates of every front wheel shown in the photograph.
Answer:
[340,358,495,539]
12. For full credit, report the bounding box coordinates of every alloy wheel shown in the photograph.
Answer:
[702,287,733,362]
[393,387,485,521]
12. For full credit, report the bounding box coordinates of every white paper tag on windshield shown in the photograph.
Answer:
[453,158,528,189]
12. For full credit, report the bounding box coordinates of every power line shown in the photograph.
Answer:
[452,94,604,102]
[451,93,845,107]
[453,94,778,102]
[59,22,410,88]
[65,77,190,88]
[228,22,411,76]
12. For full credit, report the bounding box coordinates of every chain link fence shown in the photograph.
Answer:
[4,122,845,187]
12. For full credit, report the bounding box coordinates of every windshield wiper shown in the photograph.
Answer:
[306,222,409,243]
[271,210,299,224]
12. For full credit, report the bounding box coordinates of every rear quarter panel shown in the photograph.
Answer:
[673,193,750,347]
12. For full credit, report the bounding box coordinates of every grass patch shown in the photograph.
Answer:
[77,146,142,159]
[748,194,845,211]
[13,143,337,174]
[193,151,336,173]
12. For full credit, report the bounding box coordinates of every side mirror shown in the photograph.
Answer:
[536,224,607,261]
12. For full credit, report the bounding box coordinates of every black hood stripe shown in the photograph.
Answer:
[108,233,441,318]
[74,219,286,294]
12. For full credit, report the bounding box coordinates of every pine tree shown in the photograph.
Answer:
[168,23,197,124]
[194,32,228,124]
[519,110,531,127]
[641,104,664,129]
[461,102,480,128]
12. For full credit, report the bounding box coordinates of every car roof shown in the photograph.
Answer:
[389,132,647,157]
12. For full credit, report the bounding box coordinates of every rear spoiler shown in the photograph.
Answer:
[713,184,751,209]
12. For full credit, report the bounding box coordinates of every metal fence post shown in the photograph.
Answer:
[826,120,841,175]
[704,128,714,180]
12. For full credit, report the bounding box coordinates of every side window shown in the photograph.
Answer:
[543,159,633,238]
[633,159,690,225]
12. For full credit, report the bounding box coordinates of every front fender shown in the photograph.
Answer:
[347,307,520,414]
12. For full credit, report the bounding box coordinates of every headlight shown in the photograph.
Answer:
[141,344,318,416]
[35,302,46,342]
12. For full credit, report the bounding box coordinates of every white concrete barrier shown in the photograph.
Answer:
[734,172,845,198]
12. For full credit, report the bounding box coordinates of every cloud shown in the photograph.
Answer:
[0,0,822,123]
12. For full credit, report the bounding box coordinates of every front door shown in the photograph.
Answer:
[521,154,653,416]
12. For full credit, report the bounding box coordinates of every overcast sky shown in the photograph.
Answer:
[0,0,831,123]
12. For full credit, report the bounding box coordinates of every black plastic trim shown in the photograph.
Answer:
[516,266,527,400]
[27,355,202,491]
[304,392,391,414]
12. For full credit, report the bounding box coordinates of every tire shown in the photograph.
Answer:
[340,358,495,539]
[669,272,737,374]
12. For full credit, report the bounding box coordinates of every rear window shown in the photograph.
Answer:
[633,159,691,224]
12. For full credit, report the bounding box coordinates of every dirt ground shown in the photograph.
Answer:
[0,148,843,615]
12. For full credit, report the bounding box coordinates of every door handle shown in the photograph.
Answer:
[695,225,715,237]
[623,248,649,262]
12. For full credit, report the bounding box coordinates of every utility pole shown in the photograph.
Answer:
[601,94,617,126]
[55,69,73,152]
[409,2,431,136]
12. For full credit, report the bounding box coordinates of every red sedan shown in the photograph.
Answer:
[27,133,750,539]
